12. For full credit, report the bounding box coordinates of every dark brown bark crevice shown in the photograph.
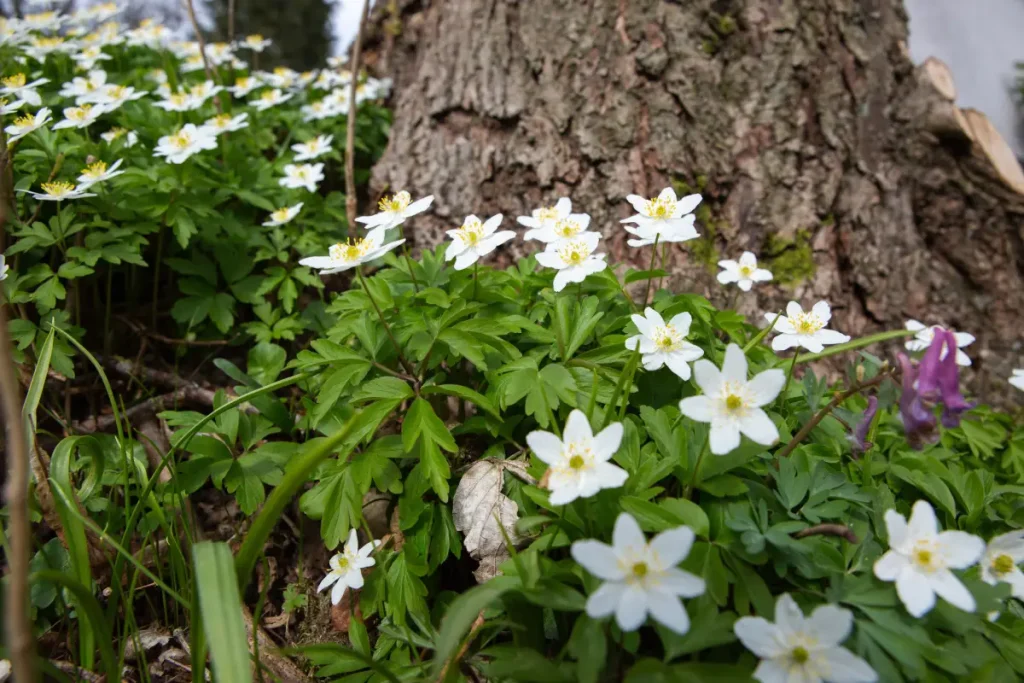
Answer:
[366,0,1024,403]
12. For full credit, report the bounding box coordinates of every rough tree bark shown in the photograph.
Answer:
[365,0,1024,400]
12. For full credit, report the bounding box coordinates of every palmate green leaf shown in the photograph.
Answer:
[422,383,501,419]
[385,550,430,627]
[403,399,455,500]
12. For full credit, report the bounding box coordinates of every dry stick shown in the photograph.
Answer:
[436,611,486,683]
[227,0,237,43]
[344,0,371,231]
[775,371,894,461]
[117,315,232,347]
[182,0,224,114]
[0,131,34,683]
[793,524,859,544]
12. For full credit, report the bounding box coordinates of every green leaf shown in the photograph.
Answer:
[248,342,287,385]
[351,376,415,403]
[385,551,429,626]
[421,383,501,419]
[624,268,668,285]
[620,496,709,538]
[194,542,253,683]
[429,579,515,678]
[402,398,457,454]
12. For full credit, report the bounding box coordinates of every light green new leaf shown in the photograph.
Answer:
[194,542,253,683]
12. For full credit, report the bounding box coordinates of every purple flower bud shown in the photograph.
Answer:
[898,353,938,449]
[933,329,974,427]
[849,395,878,457]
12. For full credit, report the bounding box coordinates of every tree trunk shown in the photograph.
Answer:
[366,0,1024,402]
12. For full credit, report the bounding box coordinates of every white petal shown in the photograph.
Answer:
[798,337,825,354]
[786,301,804,318]
[805,604,853,647]
[733,617,788,658]
[482,214,504,234]
[773,593,806,634]
[615,584,648,632]
[345,529,359,554]
[644,307,666,329]
[907,500,938,541]
[738,280,753,292]
[954,332,975,348]
[752,659,790,683]
[873,550,907,581]
[552,269,573,292]
[739,251,757,267]
[405,195,434,215]
[549,479,582,506]
[593,461,628,490]
[989,531,1024,561]
[658,187,678,202]
[535,250,564,269]
[905,320,926,332]
[586,581,624,618]
[650,527,696,567]
[811,301,832,322]
[738,409,779,446]
[936,531,984,569]
[929,569,975,613]
[718,270,739,285]
[317,573,339,592]
[709,420,741,455]
[814,329,851,346]
[753,269,773,282]
[631,312,653,338]
[331,577,348,605]
[453,250,479,271]
[676,193,702,215]
[592,422,624,461]
[526,430,563,465]
[656,568,705,597]
[692,359,722,395]
[817,647,878,683]
[518,216,540,229]
[555,197,572,216]
[664,355,692,380]
[747,369,786,407]
[479,231,516,252]
[571,541,626,580]
[445,239,467,260]
[668,312,692,335]
[897,568,936,617]
[299,256,336,270]
[626,195,648,212]
[647,592,690,634]
[679,396,714,423]
[563,410,593,445]
[721,344,748,383]
[612,513,646,555]
[346,568,365,590]
[884,510,909,550]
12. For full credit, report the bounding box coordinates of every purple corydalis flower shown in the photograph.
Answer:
[849,395,878,457]
[898,353,937,449]
[916,328,974,428]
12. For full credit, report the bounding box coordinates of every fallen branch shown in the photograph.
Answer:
[436,611,485,683]
[118,315,233,347]
[793,524,859,544]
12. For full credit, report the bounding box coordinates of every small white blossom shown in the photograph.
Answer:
[77,159,124,187]
[252,88,293,111]
[18,180,96,202]
[904,320,974,367]
[356,191,434,231]
[200,112,249,135]
[203,42,234,66]
[734,594,877,683]
[53,103,106,130]
[0,98,24,116]
[228,76,260,98]
[279,163,325,193]
[517,197,572,235]
[91,84,146,111]
[240,33,272,52]
[679,343,784,455]
[153,124,218,164]
[621,187,701,246]
[0,255,8,282]
[153,91,201,112]
[444,214,516,271]
[1011,370,1024,392]
[4,107,52,141]
[524,212,595,245]
[534,233,608,292]
[101,127,138,148]
[317,529,380,605]
[299,227,406,275]
[1,73,49,106]
[23,36,77,62]
[873,500,984,617]
[526,409,627,505]
[73,45,111,70]
[571,513,705,634]
[189,81,224,105]
[980,531,1024,599]
[625,307,704,380]
[58,69,108,103]
[292,134,333,161]
[263,203,303,227]
[717,251,773,292]
[766,301,851,354]
[262,67,299,89]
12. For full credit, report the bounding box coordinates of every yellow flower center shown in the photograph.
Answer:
[274,67,289,76]
[536,206,560,222]
[725,394,744,411]
[793,313,824,335]
[646,196,676,219]
[42,181,76,196]
[235,77,251,88]
[2,73,26,88]
[83,161,107,178]
[740,265,754,277]
[169,93,188,106]
[568,454,585,470]
[106,127,126,139]
[555,218,582,238]
[336,556,350,572]
[651,325,679,351]
[69,105,93,121]
[248,34,264,43]
[261,90,278,101]
[13,114,34,127]
[32,37,64,49]
[455,218,485,246]
[792,647,810,664]
[212,114,232,128]
[109,85,128,99]
[140,18,156,28]
[329,238,371,263]
[170,130,193,148]
[378,191,411,213]
[271,208,290,222]
[913,546,937,572]
[993,554,1015,576]
[557,240,591,266]
[632,562,648,579]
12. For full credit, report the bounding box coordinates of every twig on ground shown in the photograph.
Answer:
[118,315,233,347]
[793,523,859,543]
[436,611,486,683]
[344,0,371,230]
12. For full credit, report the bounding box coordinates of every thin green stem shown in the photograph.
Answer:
[743,310,782,353]
[576,280,583,303]
[103,266,113,355]
[401,242,420,292]
[684,433,711,499]
[657,242,668,292]
[781,352,798,402]
[794,329,916,364]
[641,235,661,305]
[151,221,166,328]
[472,260,479,300]
[356,267,416,377]
[545,398,561,438]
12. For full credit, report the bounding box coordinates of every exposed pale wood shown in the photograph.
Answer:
[922,57,956,101]
[963,108,1024,195]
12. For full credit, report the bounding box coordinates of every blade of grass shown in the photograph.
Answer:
[31,570,117,676]
[194,542,254,683]
[795,329,915,364]
[280,644,402,683]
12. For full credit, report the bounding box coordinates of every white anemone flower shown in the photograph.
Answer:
[251,88,293,111]
[200,112,249,135]
[1,73,49,107]
[524,212,594,245]
[18,180,96,201]
[229,76,260,98]
[1011,370,1024,392]
[717,252,773,292]
[153,91,201,112]
[765,301,851,354]
[153,124,218,164]
[621,187,702,246]
[904,320,975,367]
[444,214,516,271]
[0,98,24,116]
[734,594,877,683]
[77,159,124,187]
[91,84,146,110]
[625,307,704,380]
[534,233,608,292]
[188,81,224,105]
[571,513,705,634]
[526,409,627,505]
[0,254,8,282]
[263,203,303,227]
[101,127,138,148]
[518,197,572,236]
[4,107,52,141]
[873,500,984,617]
[279,163,325,193]
[53,103,106,130]
[317,529,380,605]
[292,134,334,161]
[355,191,434,231]
[59,69,107,103]
[24,36,77,62]
[73,45,111,70]
[241,33,272,52]
[299,228,406,275]
[678,343,784,455]
[22,11,64,32]
[979,531,1024,599]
